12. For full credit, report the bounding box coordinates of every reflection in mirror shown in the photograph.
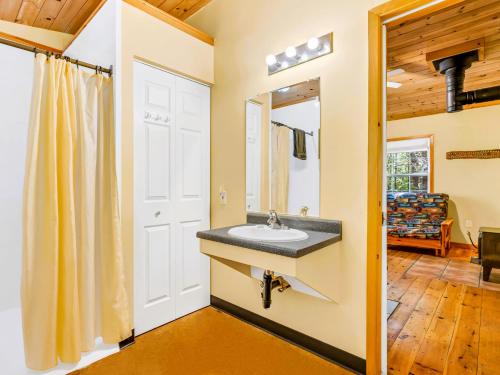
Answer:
[246,78,320,216]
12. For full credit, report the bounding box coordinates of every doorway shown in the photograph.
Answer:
[369,0,500,373]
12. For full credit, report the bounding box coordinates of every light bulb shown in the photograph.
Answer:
[281,61,289,69]
[307,37,320,50]
[285,46,297,58]
[266,54,277,66]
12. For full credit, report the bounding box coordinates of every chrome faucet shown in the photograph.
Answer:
[267,210,286,229]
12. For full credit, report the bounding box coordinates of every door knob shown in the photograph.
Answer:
[154,211,161,218]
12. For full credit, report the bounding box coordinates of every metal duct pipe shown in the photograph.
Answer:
[436,50,500,112]
[437,51,477,112]
[455,86,500,107]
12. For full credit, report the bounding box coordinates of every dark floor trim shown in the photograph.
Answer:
[119,329,135,349]
[211,296,366,374]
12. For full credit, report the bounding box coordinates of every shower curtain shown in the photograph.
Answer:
[21,54,130,371]
[271,125,290,213]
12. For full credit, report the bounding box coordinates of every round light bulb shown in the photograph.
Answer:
[307,37,320,50]
[265,54,277,66]
[281,61,289,69]
[285,46,297,58]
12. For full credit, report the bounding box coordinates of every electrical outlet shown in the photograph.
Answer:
[465,219,473,228]
[219,187,228,205]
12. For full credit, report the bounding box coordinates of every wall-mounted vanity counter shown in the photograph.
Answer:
[198,213,341,258]
[197,213,342,304]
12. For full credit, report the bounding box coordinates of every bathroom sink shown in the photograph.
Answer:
[228,225,308,242]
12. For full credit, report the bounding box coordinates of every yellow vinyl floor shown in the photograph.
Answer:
[72,307,351,375]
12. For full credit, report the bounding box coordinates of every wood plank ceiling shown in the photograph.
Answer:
[387,0,500,121]
[272,79,320,109]
[0,0,211,34]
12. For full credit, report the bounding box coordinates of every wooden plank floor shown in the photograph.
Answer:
[387,248,500,374]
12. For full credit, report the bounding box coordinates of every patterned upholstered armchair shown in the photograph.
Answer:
[387,193,453,257]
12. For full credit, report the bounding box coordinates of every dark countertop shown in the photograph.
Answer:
[197,214,342,258]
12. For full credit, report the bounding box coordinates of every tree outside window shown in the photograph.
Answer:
[387,149,429,193]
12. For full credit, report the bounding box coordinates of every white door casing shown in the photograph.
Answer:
[133,62,210,335]
[245,101,262,212]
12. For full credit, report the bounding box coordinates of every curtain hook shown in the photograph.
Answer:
[76,59,79,69]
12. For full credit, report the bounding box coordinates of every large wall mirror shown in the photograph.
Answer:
[246,78,321,216]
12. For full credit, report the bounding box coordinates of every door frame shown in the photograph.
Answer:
[366,1,466,373]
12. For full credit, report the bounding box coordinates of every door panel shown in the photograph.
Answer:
[145,225,172,305]
[180,129,202,198]
[146,123,171,200]
[134,62,210,334]
[134,63,176,335]
[179,221,202,293]
[174,76,210,318]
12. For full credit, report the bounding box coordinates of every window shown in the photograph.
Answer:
[387,136,432,194]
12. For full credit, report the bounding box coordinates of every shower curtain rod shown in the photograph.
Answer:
[0,36,112,76]
[271,121,314,136]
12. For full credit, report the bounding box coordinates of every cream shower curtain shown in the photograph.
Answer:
[22,54,130,371]
[271,125,290,213]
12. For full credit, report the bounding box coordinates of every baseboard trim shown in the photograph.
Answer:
[451,242,476,250]
[119,329,135,349]
[210,296,366,374]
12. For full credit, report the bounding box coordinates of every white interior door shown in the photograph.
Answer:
[245,101,262,211]
[173,74,210,318]
[134,62,210,335]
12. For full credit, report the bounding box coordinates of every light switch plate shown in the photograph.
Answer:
[465,219,473,228]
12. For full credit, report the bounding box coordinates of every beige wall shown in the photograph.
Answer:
[120,1,214,317]
[189,0,384,358]
[0,20,72,50]
[388,105,500,244]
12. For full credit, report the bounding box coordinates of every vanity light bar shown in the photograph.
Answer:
[266,33,333,75]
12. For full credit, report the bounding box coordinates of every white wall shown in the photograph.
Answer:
[64,0,119,69]
[0,44,33,312]
[272,100,320,216]
[65,0,122,191]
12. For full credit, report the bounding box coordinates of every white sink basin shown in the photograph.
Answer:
[228,225,308,242]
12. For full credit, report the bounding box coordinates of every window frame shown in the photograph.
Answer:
[387,134,434,194]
